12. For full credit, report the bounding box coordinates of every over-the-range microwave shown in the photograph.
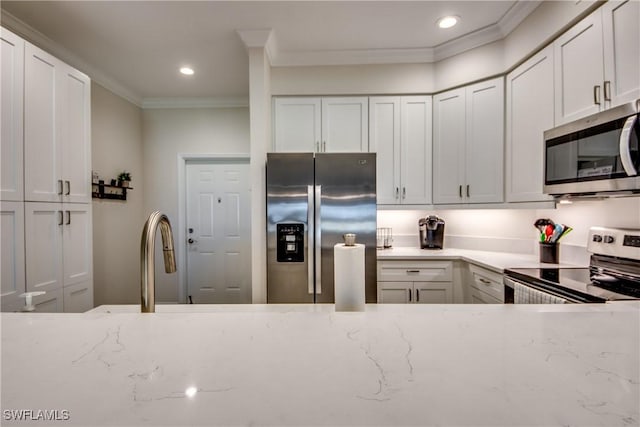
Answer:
[543,100,640,198]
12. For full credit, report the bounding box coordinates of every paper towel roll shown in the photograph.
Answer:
[334,243,365,312]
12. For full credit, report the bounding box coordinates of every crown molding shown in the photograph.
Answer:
[141,97,249,109]
[1,11,143,107]
[269,1,541,67]
[236,29,276,63]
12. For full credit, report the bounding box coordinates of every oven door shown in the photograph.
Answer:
[543,101,640,195]
[504,276,586,304]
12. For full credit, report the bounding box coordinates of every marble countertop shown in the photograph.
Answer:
[2,303,639,426]
[377,247,584,273]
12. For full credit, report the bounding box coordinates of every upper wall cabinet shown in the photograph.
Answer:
[433,77,504,205]
[506,45,554,203]
[24,42,91,204]
[554,1,639,125]
[370,96,432,205]
[273,97,368,152]
[1,28,24,202]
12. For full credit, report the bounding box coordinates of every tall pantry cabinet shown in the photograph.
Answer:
[0,27,93,313]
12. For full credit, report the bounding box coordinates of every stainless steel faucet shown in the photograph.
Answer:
[140,211,177,313]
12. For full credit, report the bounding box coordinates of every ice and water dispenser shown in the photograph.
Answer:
[276,223,304,262]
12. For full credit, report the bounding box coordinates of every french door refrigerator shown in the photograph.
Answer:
[266,152,377,303]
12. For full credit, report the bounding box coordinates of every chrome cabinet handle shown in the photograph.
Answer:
[64,180,70,196]
[58,211,63,226]
[593,85,601,105]
[459,185,462,198]
[603,81,611,102]
[416,289,420,302]
[406,270,420,273]
[408,289,412,302]
[466,184,470,197]
[65,210,71,225]
[58,180,63,195]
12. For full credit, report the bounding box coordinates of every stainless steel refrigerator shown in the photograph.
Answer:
[266,152,377,303]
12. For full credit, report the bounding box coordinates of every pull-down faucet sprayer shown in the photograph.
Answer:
[140,211,176,313]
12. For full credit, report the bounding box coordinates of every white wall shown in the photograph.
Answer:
[91,82,144,305]
[142,107,250,302]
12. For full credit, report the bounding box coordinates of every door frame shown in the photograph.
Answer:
[177,153,250,304]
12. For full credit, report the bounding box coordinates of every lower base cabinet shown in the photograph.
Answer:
[63,281,93,313]
[377,260,453,304]
[467,264,504,303]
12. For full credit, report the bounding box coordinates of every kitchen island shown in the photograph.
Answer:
[2,303,639,426]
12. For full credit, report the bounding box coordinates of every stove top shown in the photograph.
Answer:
[505,267,640,302]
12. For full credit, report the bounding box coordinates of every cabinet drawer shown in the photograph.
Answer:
[468,264,504,302]
[378,261,453,282]
[469,286,502,304]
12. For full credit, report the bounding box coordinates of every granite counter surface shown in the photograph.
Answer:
[2,303,639,426]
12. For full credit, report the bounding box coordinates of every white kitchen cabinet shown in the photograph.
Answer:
[24,41,91,204]
[273,96,368,152]
[506,45,555,203]
[273,97,321,152]
[369,96,432,205]
[467,264,504,304]
[63,281,93,313]
[31,288,64,313]
[1,28,24,202]
[24,202,93,312]
[377,260,453,304]
[554,3,639,124]
[1,201,26,312]
[433,77,504,205]
[602,0,640,107]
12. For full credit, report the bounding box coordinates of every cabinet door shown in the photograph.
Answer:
[63,281,93,313]
[433,88,465,204]
[401,96,432,205]
[377,281,411,303]
[31,288,63,313]
[321,97,368,152]
[1,28,24,202]
[273,97,321,152]
[25,202,63,293]
[60,64,91,203]
[602,0,640,107]
[369,97,401,205]
[24,42,62,202]
[1,202,25,312]
[553,10,605,124]
[506,46,555,203]
[62,203,92,287]
[465,77,504,203]
[414,282,453,304]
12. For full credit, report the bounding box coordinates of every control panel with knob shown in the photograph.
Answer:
[603,235,615,244]
[587,227,640,260]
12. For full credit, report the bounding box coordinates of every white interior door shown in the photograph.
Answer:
[186,161,251,304]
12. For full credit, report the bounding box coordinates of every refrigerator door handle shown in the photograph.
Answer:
[307,186,314,294]
[315,185,322,294]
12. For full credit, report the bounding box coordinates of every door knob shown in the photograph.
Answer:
[188,238,195,244]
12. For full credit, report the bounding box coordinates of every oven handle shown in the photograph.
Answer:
[503,276,585,304]
[619,114,638,176]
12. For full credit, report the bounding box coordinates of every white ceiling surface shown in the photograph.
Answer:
[1,1,539,104]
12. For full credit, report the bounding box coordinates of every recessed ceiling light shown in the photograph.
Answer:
[180,67,195,76]
[437,15,459,29]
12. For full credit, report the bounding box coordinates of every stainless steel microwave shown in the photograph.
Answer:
[543,100,640,197]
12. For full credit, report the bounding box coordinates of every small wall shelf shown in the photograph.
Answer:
[92,183,133,201]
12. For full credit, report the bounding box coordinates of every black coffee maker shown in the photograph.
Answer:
[419,216,445,249]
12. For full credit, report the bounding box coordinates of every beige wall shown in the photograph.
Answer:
[91,82,144,305]
[141,107,250,302]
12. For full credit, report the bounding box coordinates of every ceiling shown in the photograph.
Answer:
[1,1,540,104]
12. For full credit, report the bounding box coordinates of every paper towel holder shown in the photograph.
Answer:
[343,233,356,246]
